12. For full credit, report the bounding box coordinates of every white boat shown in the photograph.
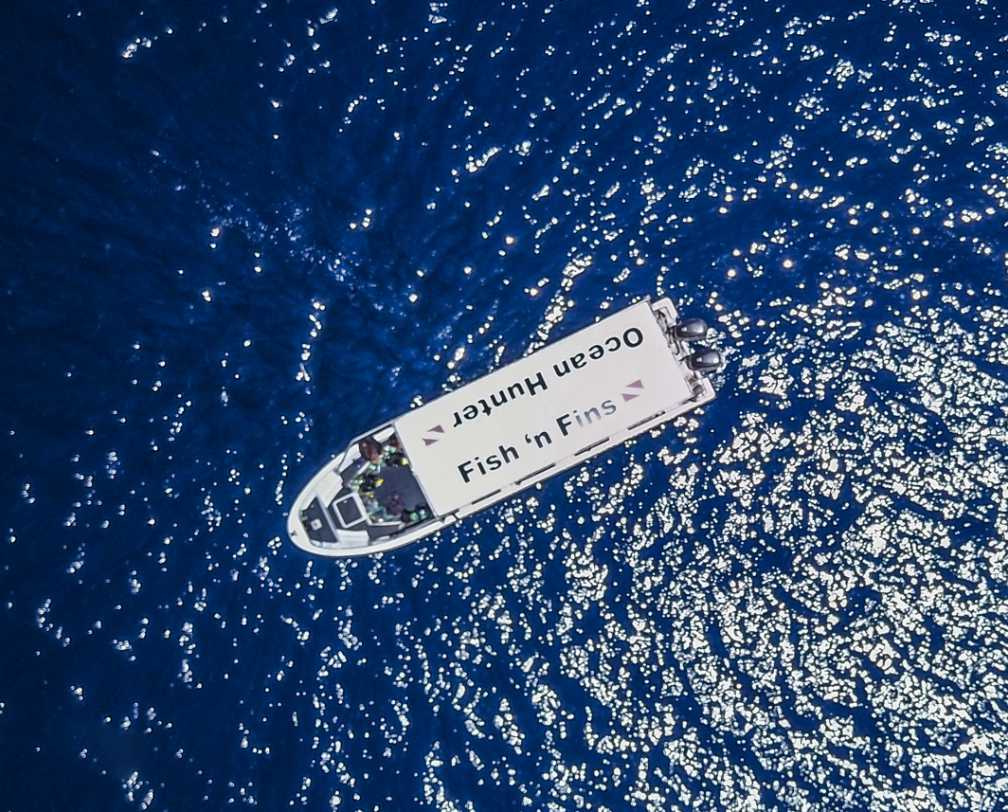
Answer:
[286,297,721,557]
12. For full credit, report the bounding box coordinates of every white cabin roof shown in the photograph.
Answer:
[394,300,695,516]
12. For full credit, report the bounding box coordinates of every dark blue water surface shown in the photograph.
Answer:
[4,1,1008,809]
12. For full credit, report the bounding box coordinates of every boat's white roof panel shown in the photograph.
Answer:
[394,300,694,516]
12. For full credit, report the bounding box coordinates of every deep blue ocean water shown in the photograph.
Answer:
[3,1,1008,809]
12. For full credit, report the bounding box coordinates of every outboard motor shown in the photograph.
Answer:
[686,348,722,372]
[674,318,708,341]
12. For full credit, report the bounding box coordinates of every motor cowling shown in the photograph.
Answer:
[686,348,722,372]
[674,317,708,341]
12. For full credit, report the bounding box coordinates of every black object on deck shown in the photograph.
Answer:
[301,497,339,546]
[373,465,427,518]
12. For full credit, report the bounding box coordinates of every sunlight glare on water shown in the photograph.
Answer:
[2,0,1008,809]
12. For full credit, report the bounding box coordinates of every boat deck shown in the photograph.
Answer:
[369,464,428,520]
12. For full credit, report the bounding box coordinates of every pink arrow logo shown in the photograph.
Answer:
[622,379,644,401]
